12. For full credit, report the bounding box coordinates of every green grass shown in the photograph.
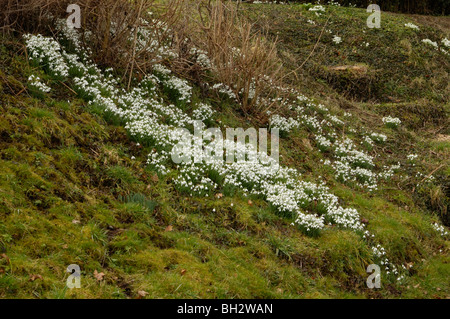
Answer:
[0,3,449,299]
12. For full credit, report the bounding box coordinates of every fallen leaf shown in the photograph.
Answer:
[94,270,105,281]
[72,219,80,224]
[180,269,186,276]
[1,254,10,263]
[150,174,159,182]
[62,244,68,249]
[248,200,253,206]
[29,274,43,281]
[137,290,148,298]
[215,193,223,199]
[165,225,173,232]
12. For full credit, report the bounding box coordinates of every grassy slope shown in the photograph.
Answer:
[0,4,449,298]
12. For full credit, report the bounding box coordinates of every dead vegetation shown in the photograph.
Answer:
[1,0,287,116]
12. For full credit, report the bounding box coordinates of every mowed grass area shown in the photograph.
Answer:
[0,3,449,299]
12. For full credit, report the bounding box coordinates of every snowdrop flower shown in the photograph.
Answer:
[309,5,326,13]
[422,39,438,49]
[405,23,419,31]
[332,35,342,45]
[370,132,387,143]
[28,75,51,93]
[432,222,448,236]
[442,38,450,48]
[382,116,401,128]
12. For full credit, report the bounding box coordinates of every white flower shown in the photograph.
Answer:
[370,133,387,143]
[309,5,326,13]
[442,38,450,48]
[405,23,419,31]
[382,116,401,128]
[193,103,215,121]
[332,35,342,45]
[432,222,448,237]
[28,74,51,93]
[422,39,438,48]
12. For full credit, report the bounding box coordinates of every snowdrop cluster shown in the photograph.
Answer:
[332,137,377,189]
[28,75,51,93]
[252,1,288,5]
[164,76,192,103]
[378,163,400,180]
[442,38,450,48]
[269,115,300,135]
[266,92,383,190]
[152,63,192,103]
[327,0,341,6]
[192,103,215,121]
[190,47,212,69]
[211,83,237,100]
[432,222,448,237]
[371,243,401,278]
[371,244,386,258]
[370,132,387,143]
[328,114,344,126]
[422,38,438,49]
[147,149,170,175]
[24,25,419,282]
[332,35,342,45]
[382,116,401,128]
[316,135,332,151]
[309,5,326,13]
[24,32,372,235]
[362,135,374,147]
[405,23,420,31]
[406,154,418,161]
[422,38,449,55]
[23,34,69,78]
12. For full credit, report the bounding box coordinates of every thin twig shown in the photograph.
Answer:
[127,0,146,90]
[282,14,331,82]
[412,164,445,193]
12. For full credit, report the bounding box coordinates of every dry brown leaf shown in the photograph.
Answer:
[151,174,159,182]
[165,225,173,232]
[248,200,253,206]
[180,269,186,276]
[215,193,223,199]
[1,253,10,263]
[94,270,105,281]
[72,219,80,224]
[137,290,149,298]
[29,274,43,281]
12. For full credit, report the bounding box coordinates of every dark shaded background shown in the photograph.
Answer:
[248,0,450,15]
